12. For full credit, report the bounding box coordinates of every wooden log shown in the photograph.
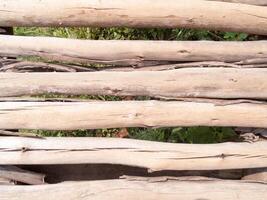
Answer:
[1,100,267,129]
[0,130,41,138]
[0,137,266,171]
[242,168,267,183]
[209,0,267,6]
[0,179,266,200]
[1,0,267,35]
[1,68,267,99]
[1,36,267,65]
[1,59,267,73]
[0,60,92,72]
[0,166,45,185]
[0,178,14,185]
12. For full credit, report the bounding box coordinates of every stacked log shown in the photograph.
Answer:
[0,0,266,199]
[0,0,267,35]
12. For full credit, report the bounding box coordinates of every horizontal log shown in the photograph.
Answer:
[0,59,172,72]
[0,166,45,185]
[209,0,267,6]
[1,36,267,65]
[1,100,267,129]
[0,179,266,200]
[0,58,164,72]
[0,60,92,72]
[0,137,266,171]
[1,0,267,35]
[1,68,267,99]
[1,59,267,73]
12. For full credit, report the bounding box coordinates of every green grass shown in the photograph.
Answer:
[27,127,237,144]
[14,27,245,143]
[129,127,237,144]
[15,27,254,41]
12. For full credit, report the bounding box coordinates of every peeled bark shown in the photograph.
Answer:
[1,0,267,35]
[1,68,267,99]
[0,179,266,200]
[1,36,267,65]
[0,137,266,171]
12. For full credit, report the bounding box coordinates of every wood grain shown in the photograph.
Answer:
[0,137,266,171]
[1,100,267,129]
[0,179,266,200]
[1,68,267,99]
[1,0,267,35]
[1,36,267,65]
[0,166,45,185]
[1,59,267,73]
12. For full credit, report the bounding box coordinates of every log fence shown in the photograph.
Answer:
[0,0,266,199]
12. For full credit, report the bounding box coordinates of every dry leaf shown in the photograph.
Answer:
[115,128,129,138]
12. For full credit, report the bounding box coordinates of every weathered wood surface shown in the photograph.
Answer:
[1,68,267,99]
[0,59,92,72]
[0,130,41,138]
[1,101,267,129]
[0,178,14,185]
[1,36,267,65]
[210,0,267,6]
[1,59,267,73]
[1,0,267,35]
[0,179,266,200]
[242,168,267,183]
[0,137,266,171]
[0,166,45,185]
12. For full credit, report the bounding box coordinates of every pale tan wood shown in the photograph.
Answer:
[1,100,267,129]
[0,166,45,185]
[0,137,266,171]
[242,168,267,183]
[0,179,266,200]
[1,0,267,35]
[1,68,267,99]
[0,178,14,185]
[209,0,267,6]
[1,36,267,65]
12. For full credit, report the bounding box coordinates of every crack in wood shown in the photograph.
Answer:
[167,154,247,160]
